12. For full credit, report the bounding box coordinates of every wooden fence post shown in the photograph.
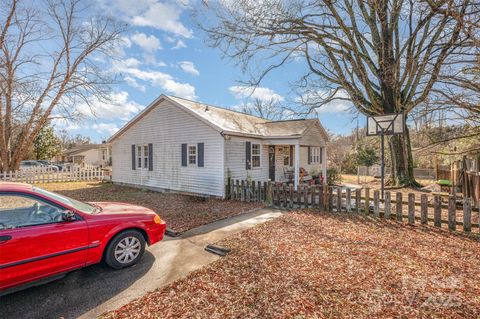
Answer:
[420,194,428,225]
[408,193,415,225]
[384,191,391,219]
[396,192,403,221]
[355,189,361,214]
[434,195,442,227]
[336,187,342,212]
[463,198,472,232]
[328,187,333,212]
[266,182,272,204]
[289,184,294,209]
[373,190,380,217]
[448,195,456,231]
[319,185,324,211]
[240,180,245,201]
[346,188,351,213]
[305,185,309,209]
[364,188,370,215]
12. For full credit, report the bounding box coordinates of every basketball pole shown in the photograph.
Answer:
[380,128,385,200]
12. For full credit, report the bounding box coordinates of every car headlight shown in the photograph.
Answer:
[153,215,163,224]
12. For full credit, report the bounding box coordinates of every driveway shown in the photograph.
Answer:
[0,208,283,319]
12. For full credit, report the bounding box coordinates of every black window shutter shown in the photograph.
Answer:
[289,145,294,166]
[308,147,311,164]
[245,141,251,170]
[148,143,153,171]
[198,143,204,167]
[131,144,136,170]
[320,147,323,164]
[181,144,187,166]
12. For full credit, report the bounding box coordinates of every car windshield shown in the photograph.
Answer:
[33,187,97,214]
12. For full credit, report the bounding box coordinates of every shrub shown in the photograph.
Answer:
[327,168,342,185]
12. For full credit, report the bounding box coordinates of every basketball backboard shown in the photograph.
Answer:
[366,113,405,136]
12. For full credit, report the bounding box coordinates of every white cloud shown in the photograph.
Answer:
[77,91,144,120]
[124,76,146,92]
[113,60,196,99]
[171,39,187,49]
[229,86,284,103]
[178,61,199,76]
[128,2,192,38]
[143,54,167,67]
[92,123,120,136]
[131,32,162,52]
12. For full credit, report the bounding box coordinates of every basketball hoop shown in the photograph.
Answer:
[366,112,405,199]
[367,113,405,136]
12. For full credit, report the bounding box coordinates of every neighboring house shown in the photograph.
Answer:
[109,95,328,198]
[63,144,112,167]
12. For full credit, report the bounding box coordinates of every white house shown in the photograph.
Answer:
[108,95,329,198]
[63,144,112,167]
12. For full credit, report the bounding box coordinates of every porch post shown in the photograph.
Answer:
[322,146,327,184]
[294,143,300,190]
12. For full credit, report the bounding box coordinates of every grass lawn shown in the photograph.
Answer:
[103,211,480,319]
[36,182,263,233]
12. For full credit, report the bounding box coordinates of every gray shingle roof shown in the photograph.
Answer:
[109,94,329,142]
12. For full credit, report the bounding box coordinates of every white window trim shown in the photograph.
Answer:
[283,146,292,167]
[187,144,197,167]
[251,143,262,168]
[137,144,149,170]
[310,147,321,164]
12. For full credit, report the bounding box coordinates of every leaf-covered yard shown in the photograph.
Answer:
[37,182,263,232]
[103,211,480,319]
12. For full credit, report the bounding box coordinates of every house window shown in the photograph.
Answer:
[143,145,149,169]
[310,147,321,163]
[188,145,197,165]
[283,147,291,166]
[251,143,261,168]
[137,144,149,169]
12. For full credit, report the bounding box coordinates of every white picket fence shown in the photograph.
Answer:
[0,167,105,184]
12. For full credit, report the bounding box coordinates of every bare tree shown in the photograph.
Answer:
[0,0,124,171]
[199,0,476,185]
[239,98,288,120]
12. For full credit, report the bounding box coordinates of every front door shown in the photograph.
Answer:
[268,146,275,181]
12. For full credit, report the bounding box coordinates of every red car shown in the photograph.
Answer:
[0,182,166,294]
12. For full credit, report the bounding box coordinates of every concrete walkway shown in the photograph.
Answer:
[0,208,283,319]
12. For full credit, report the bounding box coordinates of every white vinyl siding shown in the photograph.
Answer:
[224,137,269,182]
[112,100,224,197]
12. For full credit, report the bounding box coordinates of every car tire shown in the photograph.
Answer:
[105,230,146,270]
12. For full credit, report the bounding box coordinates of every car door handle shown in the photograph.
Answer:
[0,235,12,243]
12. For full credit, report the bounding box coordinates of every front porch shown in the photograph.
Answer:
[266,141,326,190]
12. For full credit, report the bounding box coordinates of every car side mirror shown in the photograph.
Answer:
[62,211,76,222]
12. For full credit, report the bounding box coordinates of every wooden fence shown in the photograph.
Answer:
[226,178,479,233]
[0,167,105,184]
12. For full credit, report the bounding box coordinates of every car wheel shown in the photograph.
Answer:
[105,230,146,269]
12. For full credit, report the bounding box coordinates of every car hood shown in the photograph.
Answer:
[89,202,156,216]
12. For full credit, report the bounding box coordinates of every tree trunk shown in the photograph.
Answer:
[388,127,418,186]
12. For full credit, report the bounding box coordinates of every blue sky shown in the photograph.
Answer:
[60,0,363,142]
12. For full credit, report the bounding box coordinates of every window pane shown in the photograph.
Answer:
[188,146,196,165]
[0,195,65,229]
